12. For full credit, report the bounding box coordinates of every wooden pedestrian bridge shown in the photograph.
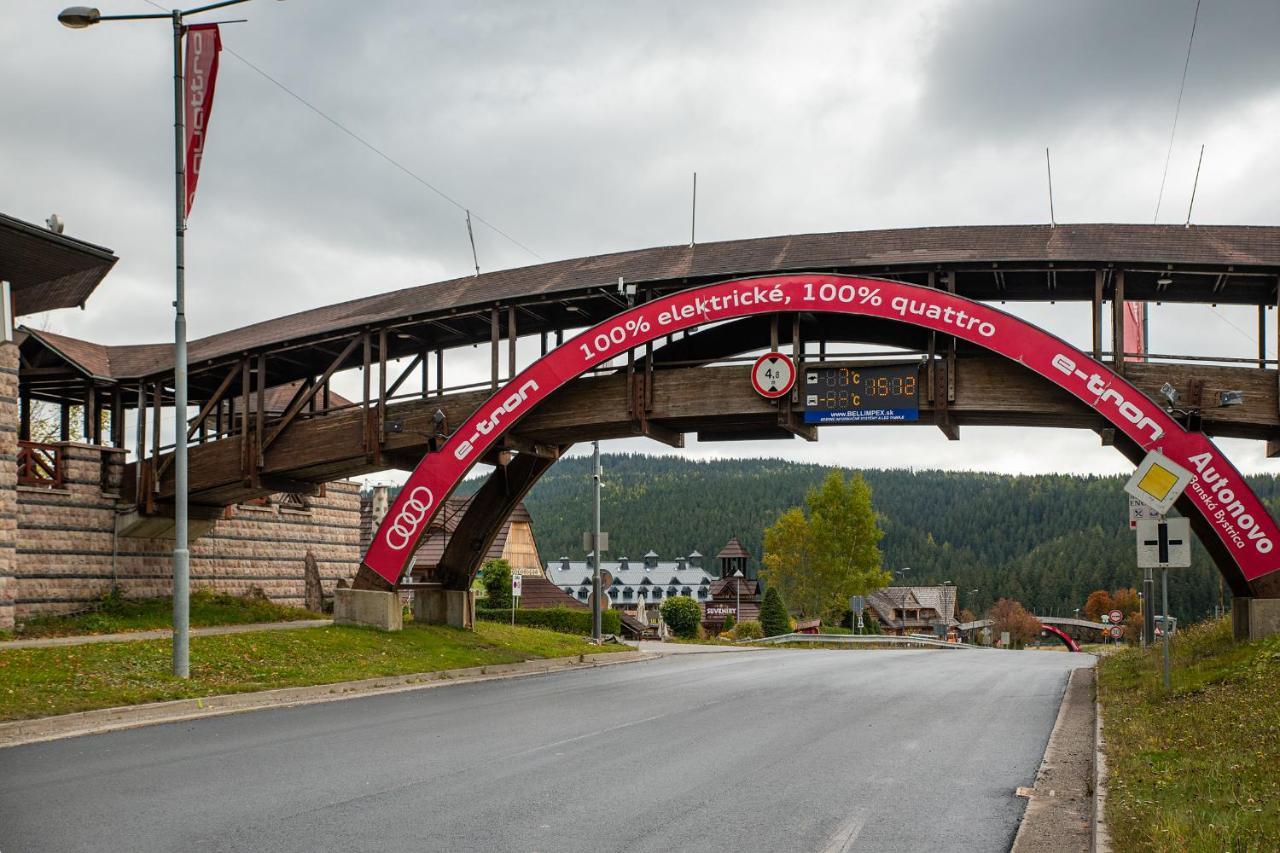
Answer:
[17,224,1280,608]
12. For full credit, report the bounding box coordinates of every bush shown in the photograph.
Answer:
[660,595,703,638]
[475,606,620,636]
[722,613,735,632]
[733,620,763,640]
[759,587,791,637]
[481,559,513,610]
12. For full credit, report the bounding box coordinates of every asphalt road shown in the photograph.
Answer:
[0,648,1091,853]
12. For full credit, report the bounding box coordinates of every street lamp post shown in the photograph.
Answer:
[59,1,258,678]
[732,567,744,622]
[591,440,602,642]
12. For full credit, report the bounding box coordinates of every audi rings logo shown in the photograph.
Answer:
[384,486,434,551]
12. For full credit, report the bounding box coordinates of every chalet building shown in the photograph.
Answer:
[702,538,762,632]
[549,550,714,611]
[866,586,959,638]
[380,489,543,582]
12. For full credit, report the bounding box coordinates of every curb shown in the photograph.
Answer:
[1093,692,1112,853]
[0,649,655,750]
[1011,663,1097,853]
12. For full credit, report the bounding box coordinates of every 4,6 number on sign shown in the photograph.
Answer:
[751,352,795,398]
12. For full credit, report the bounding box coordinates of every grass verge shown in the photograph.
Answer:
[0,621,629,721]
[11,589,318,639]
[1098,617,1280,851]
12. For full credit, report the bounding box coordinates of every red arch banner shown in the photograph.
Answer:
[362,275,1279,588]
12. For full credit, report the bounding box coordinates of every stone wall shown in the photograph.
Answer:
[12,442,362,623]
[0,341,17,631]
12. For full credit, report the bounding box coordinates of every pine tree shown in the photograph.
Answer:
[760,587,791,637]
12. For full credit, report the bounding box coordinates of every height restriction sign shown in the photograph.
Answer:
[751,352,796,398]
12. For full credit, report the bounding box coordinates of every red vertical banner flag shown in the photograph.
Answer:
[183,24,222,218]
[1123,301,1145,362]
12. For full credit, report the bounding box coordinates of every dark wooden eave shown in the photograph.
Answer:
[0,212,118,315]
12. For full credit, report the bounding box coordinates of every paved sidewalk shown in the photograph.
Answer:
[0,619,333,650]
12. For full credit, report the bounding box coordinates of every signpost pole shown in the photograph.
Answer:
[1162,567,1171,691]
[1143,568,1155,647]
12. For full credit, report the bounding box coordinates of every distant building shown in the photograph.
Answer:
[549,550,714,611]
[866,586,959,639]
[370,489,543,582]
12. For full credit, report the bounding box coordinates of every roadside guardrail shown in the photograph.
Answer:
[747,633,979,649]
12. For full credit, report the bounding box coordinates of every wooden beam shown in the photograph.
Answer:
[420,347,429,400]
[435,349,444,398]
[83,382,96,442]
[111,390,123,449]
[240,357,250,475]
[183,362,239,442]
[934,357,959,440]
[262,334,362,452]
[1259,304,1267,369]
[377,329,388,444]
[1092,269,1104,359]
[151,381,161,464]
[1111,270,1126,376]
[59,399,70,442]
[501,433,563,458]
[362,331,372,455]
[385,351,423,401]
[134,384,145,498]
[255,474,321,496]
[256,354,266,468]
[490,306,500,391]
[631,418,685,448]
[508,304,517,380]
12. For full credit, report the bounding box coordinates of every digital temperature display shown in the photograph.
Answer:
[802,363,920,424]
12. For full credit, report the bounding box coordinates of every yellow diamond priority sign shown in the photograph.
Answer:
[1124,451,1193,516]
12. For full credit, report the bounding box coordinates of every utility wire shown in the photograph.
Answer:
[1153,0,1201,222]
[223,47,543,261]
[147,0,542,261]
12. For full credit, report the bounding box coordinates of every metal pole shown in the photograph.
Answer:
[1143,568,1155,648]
[171,11,191,679]
[1161,567,1171,691]
[592,440,602,642]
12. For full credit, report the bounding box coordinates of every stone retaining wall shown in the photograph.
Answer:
[0,341,16,631]
[10,442,361,624]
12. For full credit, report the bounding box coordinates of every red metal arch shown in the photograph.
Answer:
[1040,624,1082,653]
[361,274,1280,592]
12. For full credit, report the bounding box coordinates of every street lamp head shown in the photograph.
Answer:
[58,6,101,28]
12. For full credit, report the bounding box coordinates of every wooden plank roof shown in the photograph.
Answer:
[0,212,118,315]
[25,224,1280,380]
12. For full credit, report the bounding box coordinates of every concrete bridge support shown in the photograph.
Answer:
[412,588,475,629]
[1233,598,1280,640]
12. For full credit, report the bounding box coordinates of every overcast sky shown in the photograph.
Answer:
[6,0,1280,479]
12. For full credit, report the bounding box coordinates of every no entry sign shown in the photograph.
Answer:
[751,352,795,398]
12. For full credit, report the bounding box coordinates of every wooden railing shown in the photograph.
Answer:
[17,441,63,488]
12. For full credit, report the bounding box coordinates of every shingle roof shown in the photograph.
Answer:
[28,224,1280,378]
[0,211,118,315]
[715,538,751,560]
[866,586,958,627]
[515,575,587,611]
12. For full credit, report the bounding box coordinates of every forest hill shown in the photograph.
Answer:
[469,455,1280,622]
